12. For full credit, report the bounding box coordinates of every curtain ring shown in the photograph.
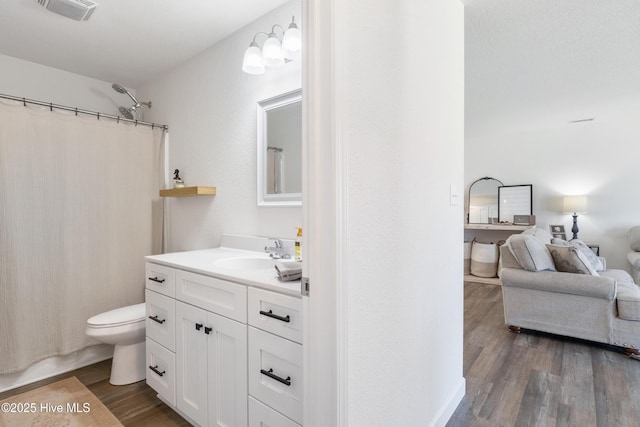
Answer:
[49,103,53,112]
[117,116,120,123]
[135,120,138,126]
[23,98,26,107]
[97,113,100,120]
[152,123,155,130]
[75,108,78,116]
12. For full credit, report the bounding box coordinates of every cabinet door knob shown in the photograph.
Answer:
[260,368,291,386]
[195,323,203,331]
[204,326,212,335]
[259,309,290,323]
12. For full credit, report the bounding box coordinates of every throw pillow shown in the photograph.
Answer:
[548,238,604,272]
[546,244,600,276]
[506,234,556,272]
[569,239,604,272]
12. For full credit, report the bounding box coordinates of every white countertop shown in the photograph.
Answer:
[145,247,302,297]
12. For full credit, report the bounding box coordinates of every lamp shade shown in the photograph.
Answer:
[282,23,301,60]
[242,42,265,75]
[262,34,285,68]
[563,195,588,214]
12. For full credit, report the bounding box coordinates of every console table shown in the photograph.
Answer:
[464,224,534,285]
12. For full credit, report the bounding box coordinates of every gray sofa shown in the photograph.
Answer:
[500,227,640,357]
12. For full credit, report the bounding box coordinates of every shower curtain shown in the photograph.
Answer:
[0,101,165,374]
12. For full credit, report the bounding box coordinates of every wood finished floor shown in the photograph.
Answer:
[2,282,639,426]
[0,359,190,426]
[447,281,640,427]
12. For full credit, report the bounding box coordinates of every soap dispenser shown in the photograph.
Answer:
[295,227,303,262]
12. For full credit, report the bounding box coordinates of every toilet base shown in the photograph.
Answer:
[110,341,146,385]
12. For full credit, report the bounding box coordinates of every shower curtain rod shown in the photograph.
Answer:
[0,93,168,131]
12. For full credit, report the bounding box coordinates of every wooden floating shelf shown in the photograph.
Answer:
[160,186,217,197]
[464,224,533,231]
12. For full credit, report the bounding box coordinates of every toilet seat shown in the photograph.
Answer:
[87,303,145,328]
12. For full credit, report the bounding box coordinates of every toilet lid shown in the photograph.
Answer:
[87,303,146,327]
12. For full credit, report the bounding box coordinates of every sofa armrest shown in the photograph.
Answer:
[627,252,640,270]
[501,268,616,300]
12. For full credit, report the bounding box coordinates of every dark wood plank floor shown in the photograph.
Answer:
[3,282,639,426]
[0,360,190,426]
[447,281,640,427]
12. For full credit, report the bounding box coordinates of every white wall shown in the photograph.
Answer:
[338,0,465,425]
[138,1,302,252]
[0,54,130,114]
[465,101,640,271]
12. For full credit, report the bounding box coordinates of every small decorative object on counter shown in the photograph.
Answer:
[294,227,302,262]
[173,169,184,188]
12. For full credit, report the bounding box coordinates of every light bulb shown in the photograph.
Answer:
[282,20,301,60]
[262,34,284,68]
[242,42,264,75]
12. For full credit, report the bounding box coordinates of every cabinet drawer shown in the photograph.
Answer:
[249,396,301,427]
[176,270,247,322]
[249,327,302,424]
[145,290,175,351]
[146,338,176,407]
[248,287,302,344]
[145,263,175,297]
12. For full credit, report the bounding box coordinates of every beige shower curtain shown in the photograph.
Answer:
[0,101,164,374]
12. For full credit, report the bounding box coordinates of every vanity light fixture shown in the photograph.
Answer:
[242,16,301,75]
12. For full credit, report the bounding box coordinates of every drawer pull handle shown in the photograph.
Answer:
[195,323,203,331]
[148,276,165,283]
[260,368,291,386]
[204,326,212,335]
[148,315,166,324]
[259,310,290,323]
[149,365,166,377]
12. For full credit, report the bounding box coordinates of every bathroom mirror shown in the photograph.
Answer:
[257,89,302,206]
[467,176,503,224]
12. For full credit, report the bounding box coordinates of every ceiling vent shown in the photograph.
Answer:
[36,0,97,21]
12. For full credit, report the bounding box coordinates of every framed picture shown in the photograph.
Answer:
[498,184,533,223]
[549,225,566,241]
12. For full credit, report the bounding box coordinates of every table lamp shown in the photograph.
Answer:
[563,195,588,240]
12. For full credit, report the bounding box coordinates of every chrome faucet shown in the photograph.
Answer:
[264,238,290,259]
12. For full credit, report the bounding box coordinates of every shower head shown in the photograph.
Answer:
[112,83,128,94]
[112,83,152,120]
[118,106,134,120]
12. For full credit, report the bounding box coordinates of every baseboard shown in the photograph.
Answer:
[429,377,466,427]
[0,345,113,393]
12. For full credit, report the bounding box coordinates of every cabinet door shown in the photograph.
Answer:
[176,301,208,427]
[207,311,248,427]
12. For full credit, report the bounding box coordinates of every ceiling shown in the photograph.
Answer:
[465,0,640,137]
[0,0,637,136]
[0,0,289,88]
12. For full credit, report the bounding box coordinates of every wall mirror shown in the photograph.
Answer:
[498,184,533,223]
[467,176,503,224]
[257,89,302,206]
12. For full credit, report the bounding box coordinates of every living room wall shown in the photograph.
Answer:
[465,101,640,271]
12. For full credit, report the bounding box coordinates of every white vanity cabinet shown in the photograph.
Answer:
[145,249,303,427]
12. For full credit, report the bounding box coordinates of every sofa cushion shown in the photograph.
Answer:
[546,244,599,275]
[617,281,640,321]
[549,238,604,272]
[506,234,556,272]
[522,227,553,245]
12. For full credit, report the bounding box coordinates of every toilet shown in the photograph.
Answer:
[85,303,146,385]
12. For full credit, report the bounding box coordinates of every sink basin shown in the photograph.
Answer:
[214,257,277,270]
